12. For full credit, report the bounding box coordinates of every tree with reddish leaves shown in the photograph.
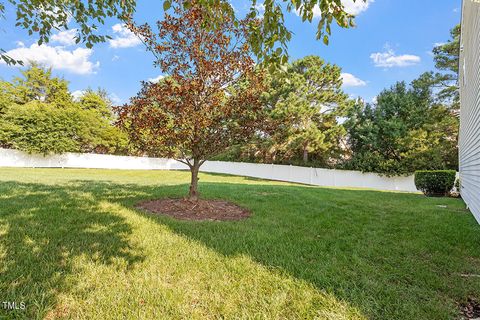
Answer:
[116,1,267,201]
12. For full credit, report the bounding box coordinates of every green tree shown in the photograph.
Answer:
[0,0,136,64]
[3,62,72,107]
[0,80,13,114]
[432,24,460,110]
[77,88,113,119]
[344,73,458,175]
[260,56,350,165]
[0,101,83,153]
[0,65,127,154]
[343,24,461,175]
[167,0,364,65]
[433,24,460,76]
[0,101,127,154]
[2,0,365,65]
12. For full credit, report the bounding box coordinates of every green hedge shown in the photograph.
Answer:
[414,170,456,196]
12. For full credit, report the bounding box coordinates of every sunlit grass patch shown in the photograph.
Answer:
[0,167,479,319]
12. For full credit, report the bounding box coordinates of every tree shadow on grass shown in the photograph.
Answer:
[0,181,145,319]
[2,177,480,319]
[143,181,480,320]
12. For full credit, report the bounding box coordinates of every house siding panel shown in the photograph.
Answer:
[460,0,480,223]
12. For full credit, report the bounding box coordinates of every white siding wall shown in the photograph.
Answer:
[0,148,419,192]
[460,0,480,223]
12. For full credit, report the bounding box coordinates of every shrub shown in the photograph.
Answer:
[0,101,127,155]
[414,170,456,196]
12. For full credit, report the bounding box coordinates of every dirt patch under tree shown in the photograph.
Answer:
[136,198,251,221]
[460,298,480,319]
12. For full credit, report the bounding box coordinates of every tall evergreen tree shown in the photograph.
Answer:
[261,56,350,164]
[432,24,460,111]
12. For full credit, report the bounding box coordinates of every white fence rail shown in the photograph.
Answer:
[0,148,419,192]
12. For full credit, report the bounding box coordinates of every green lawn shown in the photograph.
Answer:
[0,168,479,319]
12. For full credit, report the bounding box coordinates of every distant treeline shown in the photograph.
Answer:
[0,26,459,176]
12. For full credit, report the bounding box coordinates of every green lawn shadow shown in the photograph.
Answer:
[0,181,145,319]
[142,181,480,320]
[1,177,479,319]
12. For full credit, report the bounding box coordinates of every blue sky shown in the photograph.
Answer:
[0,0,461,104]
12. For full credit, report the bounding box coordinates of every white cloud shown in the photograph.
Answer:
[109,24,142,48]
[112,55,120,61]
[15,41,25,47]
[341,73,367,87]
[309,6,322,18]
[51,29,78,46]
[148,74,165,83]
[370,49,420,68]
[342,0,373,15]
[0,43,100,75]
[71,90,85,101]
[297,0,373,18]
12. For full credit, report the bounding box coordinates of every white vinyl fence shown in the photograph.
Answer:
[0,148,419,192]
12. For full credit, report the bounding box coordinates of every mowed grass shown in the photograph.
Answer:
[0,168,479,319]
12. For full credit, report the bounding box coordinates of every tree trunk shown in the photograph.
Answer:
[303,147,309,163]
[188,159,200,201]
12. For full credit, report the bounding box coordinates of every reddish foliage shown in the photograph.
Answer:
[115,1,267,200]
